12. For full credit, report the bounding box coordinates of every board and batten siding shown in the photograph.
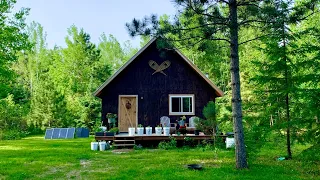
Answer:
[99,40,217,128]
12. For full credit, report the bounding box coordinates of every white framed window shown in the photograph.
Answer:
[169,94,195,115]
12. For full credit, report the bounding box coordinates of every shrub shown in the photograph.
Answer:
[0,95,29,140]
[298,144,320,162]
[158,136,177,150]
[27,124,44,135]
[201,101,218,135]
[183,136,195,147]
[0,129,28,140]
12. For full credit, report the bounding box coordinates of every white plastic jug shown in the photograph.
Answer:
[145,127,152,135]
[226,137,235,148]
[163,127,170,136]
[128,127,135,136]
[155,127,162,135]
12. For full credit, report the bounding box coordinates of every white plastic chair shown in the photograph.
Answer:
[187,116,198,133]
[160,116,170,127]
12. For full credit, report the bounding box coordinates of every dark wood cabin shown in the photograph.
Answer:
[94,37,223,132]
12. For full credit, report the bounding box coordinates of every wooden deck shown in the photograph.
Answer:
[95,133,217,147]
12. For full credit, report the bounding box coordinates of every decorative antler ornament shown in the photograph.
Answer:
[148,60,171,76]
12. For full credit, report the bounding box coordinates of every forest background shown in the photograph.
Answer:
[1,0,319,161]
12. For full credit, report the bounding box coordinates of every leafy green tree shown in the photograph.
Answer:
[14,22,56,128]
[98,33,137,73]
[60,26,111,129]
[0,0,31,98]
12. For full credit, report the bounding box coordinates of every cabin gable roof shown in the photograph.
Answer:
[93,37,224,97]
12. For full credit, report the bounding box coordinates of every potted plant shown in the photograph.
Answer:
[109,127,119,135]
[179,116,186,126]
[163,123,170,136]
[178,125,187,135]
[137,124,144,136]
[145,125,152,135]
[95,125,107,136]
[106,113,117,128]
[128,126,135,136]
[155,124,162,135]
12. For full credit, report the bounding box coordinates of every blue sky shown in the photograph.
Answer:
[14,0,176,48]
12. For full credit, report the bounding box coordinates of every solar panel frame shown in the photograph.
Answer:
[76,128,82,137]
[66,128,75,139]
[59,128,68,139]
[51,128,60,139]
[44,129,53,139]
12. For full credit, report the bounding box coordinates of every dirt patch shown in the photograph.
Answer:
[66,170,81,179]
[80,159,91,168]
[112,149,133,154]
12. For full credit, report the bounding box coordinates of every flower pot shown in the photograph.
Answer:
[226,137,235,149]
[179,127,187,135]
[163,127,170,136]
[99,141,106,151]
[105,132,115,136]
[155,127,162,135]
[108,118,115,123]
[128,127,135,136]
[137,127,144,136]
[91,142,98,151]
[95,132,104,136]
[145,127,152,135]
[179,120,185,126]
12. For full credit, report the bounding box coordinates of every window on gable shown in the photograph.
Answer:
[169,94,195,115]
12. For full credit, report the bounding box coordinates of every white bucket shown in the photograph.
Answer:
[128,127,135,136]
[91,142,99,151]
[163,127,170,136]
[99,141,106,151]
[145,127,152,135]
[155,127,162,135]
[137,127,144,136]
[226,137,235,148]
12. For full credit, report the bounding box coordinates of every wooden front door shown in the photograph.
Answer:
[118,95,138,132]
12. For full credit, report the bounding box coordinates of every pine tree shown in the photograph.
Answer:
[126,0,317,168]
[251,0,318,159]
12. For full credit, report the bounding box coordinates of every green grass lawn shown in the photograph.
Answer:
[0,136,319,180]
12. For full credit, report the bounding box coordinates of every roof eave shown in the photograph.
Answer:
[93,37,158,97]
[93,37,224,98]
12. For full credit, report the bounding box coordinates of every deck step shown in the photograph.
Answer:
[113,144,135,147]
[113,137,136,148]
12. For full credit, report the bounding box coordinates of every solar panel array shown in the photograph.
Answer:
[44,128,75,139]
[76,128,89,138]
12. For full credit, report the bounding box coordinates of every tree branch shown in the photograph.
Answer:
[209,37,231,44]
[237,0,262,7]
[239,19,271,26]
[238,34,271,46]
[187,0,229,21]
[217,0,229,4]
